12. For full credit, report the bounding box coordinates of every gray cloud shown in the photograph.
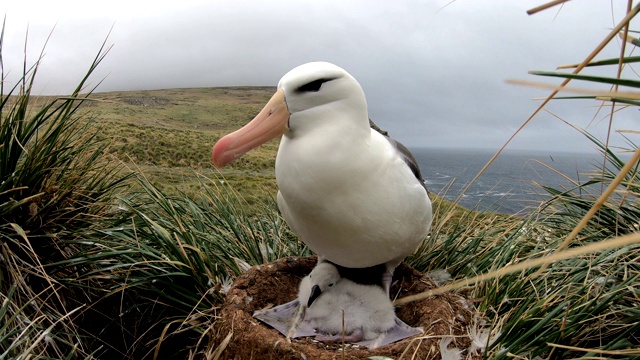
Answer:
[2,0,638,152]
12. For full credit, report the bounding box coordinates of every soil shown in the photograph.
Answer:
[211,256,479,359]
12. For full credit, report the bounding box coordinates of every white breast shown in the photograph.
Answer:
[276,128,432,268]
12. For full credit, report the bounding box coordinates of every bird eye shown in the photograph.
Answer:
[296,77,336,93]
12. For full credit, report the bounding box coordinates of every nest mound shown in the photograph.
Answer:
[211,256,478,359]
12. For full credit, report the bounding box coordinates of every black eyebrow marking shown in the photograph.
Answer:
[296,77,337,93]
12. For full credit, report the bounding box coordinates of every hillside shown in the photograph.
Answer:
[85,87,281,202]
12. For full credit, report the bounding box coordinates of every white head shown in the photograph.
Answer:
[299,262,341,308]
[278,61,368,120]
[212,62,369,167]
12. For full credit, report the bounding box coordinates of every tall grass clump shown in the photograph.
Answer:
[1,23,304,358]
[539,132,640,239]
[405,2,640,358]
[463,136,640,359]
[0,25,129,358]
[51,174,305,358]
[407,125,640,359]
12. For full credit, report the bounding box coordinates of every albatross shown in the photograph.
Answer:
[212,62,432,290]
[253,261,422,349]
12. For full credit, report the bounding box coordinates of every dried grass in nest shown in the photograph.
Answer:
[210,256,481,359]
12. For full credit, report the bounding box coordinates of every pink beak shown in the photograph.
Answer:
[212,89,289,168]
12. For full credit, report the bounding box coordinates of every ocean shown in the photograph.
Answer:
[411,148,602,215]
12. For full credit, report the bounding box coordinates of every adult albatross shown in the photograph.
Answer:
[212,62,432,287]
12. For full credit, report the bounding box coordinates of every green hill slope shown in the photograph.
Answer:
[85,87,280,201]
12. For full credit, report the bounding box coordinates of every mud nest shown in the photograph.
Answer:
[211,256,479,359]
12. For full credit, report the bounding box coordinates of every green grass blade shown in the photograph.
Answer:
[530,70,640,88]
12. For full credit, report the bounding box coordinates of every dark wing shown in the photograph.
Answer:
[369,118,428,192]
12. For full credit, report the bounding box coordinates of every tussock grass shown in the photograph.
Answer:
[401,2,640,358]
[67,172,305,303]
[0,25,129,359]
[52,172,307,358]
[404,145,639,359]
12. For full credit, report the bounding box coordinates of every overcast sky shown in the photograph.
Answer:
[2,1,638,153]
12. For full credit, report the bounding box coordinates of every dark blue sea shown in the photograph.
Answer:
[411,148,602,215]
